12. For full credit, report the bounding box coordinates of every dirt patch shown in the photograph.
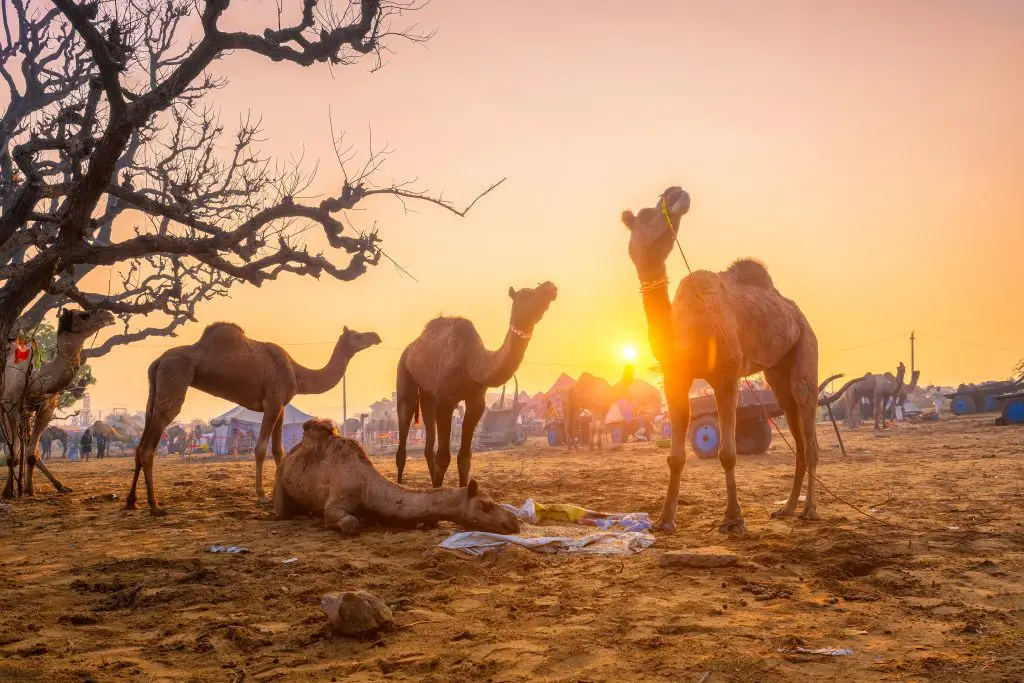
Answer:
[1,417,1023,680]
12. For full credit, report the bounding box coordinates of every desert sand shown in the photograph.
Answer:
[1,415,1023,682]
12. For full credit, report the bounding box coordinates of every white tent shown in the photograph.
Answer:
[210,404,317,455]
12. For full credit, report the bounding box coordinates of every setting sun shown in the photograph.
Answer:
[622,344,639,363]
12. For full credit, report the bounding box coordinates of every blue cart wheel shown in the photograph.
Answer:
[547,428,558,447]
[1001,398,1024,425]
[951,395,976,415]
[983,395,997,413]
[688,416,720,459]
[611,427,623,443]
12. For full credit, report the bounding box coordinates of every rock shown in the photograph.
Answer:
[658,550,740,569]
[321,590,393,636]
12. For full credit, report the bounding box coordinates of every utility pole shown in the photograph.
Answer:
[910,330,916,375]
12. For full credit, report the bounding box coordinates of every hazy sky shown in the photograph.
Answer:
[76,0,1024,422]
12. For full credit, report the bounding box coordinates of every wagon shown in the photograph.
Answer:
[993,389,1024,425]
[474,376,527,450]
[945,379,1024,416]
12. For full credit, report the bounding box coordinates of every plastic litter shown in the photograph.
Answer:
[500,498,653,533]
[439,530,655,557]
[778,647,854,656]
[282,557,299,564]
[207,545,249,554]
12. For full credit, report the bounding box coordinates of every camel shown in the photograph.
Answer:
[394,282,558,487]
[2,309,115,497]
[39,426,69,460]
[844,363,914,430]
[274,418,521,536]
[621,187,833,533]
[564,365,635,450]
[127,323,381,515]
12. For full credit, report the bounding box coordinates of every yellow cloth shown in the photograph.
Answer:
[532,502,592,524]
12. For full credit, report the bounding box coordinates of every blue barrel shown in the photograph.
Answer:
[951,395,975,415]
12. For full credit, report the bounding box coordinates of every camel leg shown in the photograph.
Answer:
[253,406,282,506]
[713,380,746,534]
[420,392,437,483]
[325,498,361,536]
[395,377,419,484]
[127,359,189,514]
[766,367,807,519]
[457,392,485,488]
[432,399,457,488]
[655,374,691,533]
[26,402,70,495]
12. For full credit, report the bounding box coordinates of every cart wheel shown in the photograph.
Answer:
[737,419,772,455]
[981,394,998,413]
[1000,398,1024,425]
[688,415,720,459]
[951,395,976,415]
[611,427,623,444]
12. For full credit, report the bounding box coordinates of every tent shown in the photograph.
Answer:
[210,404,317,456]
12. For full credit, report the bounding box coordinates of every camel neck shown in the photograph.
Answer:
[469,325,530,388]
[52,335,85,382]
[363,476,465,524]
[637,270,675,369]
[294,338,351,395]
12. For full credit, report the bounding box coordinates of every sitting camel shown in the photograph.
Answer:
[394,282,557,487]
[2,309,115,498]
[845,363,911,430]
[127,323,380,515]
[621,187,856,533]
[274,418,520,536]
[564,365,634,450]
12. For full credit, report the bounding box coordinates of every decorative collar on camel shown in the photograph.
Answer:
[509,325,532,340]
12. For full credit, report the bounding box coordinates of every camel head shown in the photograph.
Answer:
[614,364,635,396]
[57,308,116,340]
[508,281,558,334]
[458,479,521,534]
[621,186,691,281]
[340,327,382,355]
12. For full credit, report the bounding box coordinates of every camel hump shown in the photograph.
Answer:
[200,321,245,338]
[725,258,773,288]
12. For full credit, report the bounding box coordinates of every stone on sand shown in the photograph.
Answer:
[321,590,393,636]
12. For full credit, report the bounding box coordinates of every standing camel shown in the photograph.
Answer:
[40,426,69,460]
[564,365,634,450]
[127,323,380,515]
[394,282,557,487]
[622,187,833,533]
[844,363,905,430]
[2,309,115,497]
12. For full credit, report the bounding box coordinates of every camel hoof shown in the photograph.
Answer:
[719,518,747,535]
[57,485,72,494]
[255,497,272,508]
[799,509,819,521]
[150,506,168,517]
[654,520,677,533]
[771,507,797,519]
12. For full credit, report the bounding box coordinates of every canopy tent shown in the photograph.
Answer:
[210,404,317,456]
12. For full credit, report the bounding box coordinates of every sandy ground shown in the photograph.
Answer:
[2,416,1023,682]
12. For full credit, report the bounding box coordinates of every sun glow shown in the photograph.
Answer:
[622,344,639,363]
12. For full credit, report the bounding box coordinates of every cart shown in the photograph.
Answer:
[474,376,527,450]
[993,389,1024,425]
[946,379,1024,415]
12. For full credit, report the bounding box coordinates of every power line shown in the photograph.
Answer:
[916,331,1024,353]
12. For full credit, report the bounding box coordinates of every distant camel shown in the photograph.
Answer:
[621,188,858,533]
[394,282,557,486]
[39,426,69,460]
[127,323,380,515]
[564,365,634,450]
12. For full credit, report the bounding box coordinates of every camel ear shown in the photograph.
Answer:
[621,210,636,230]
[467,479,479,498]
[343,325,349,333]
[508,287,516,299]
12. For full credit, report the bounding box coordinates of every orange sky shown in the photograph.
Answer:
[75,0,1024,423]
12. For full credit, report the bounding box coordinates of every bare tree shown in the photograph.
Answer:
[1,0,502,353]
[0,0,502,494]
